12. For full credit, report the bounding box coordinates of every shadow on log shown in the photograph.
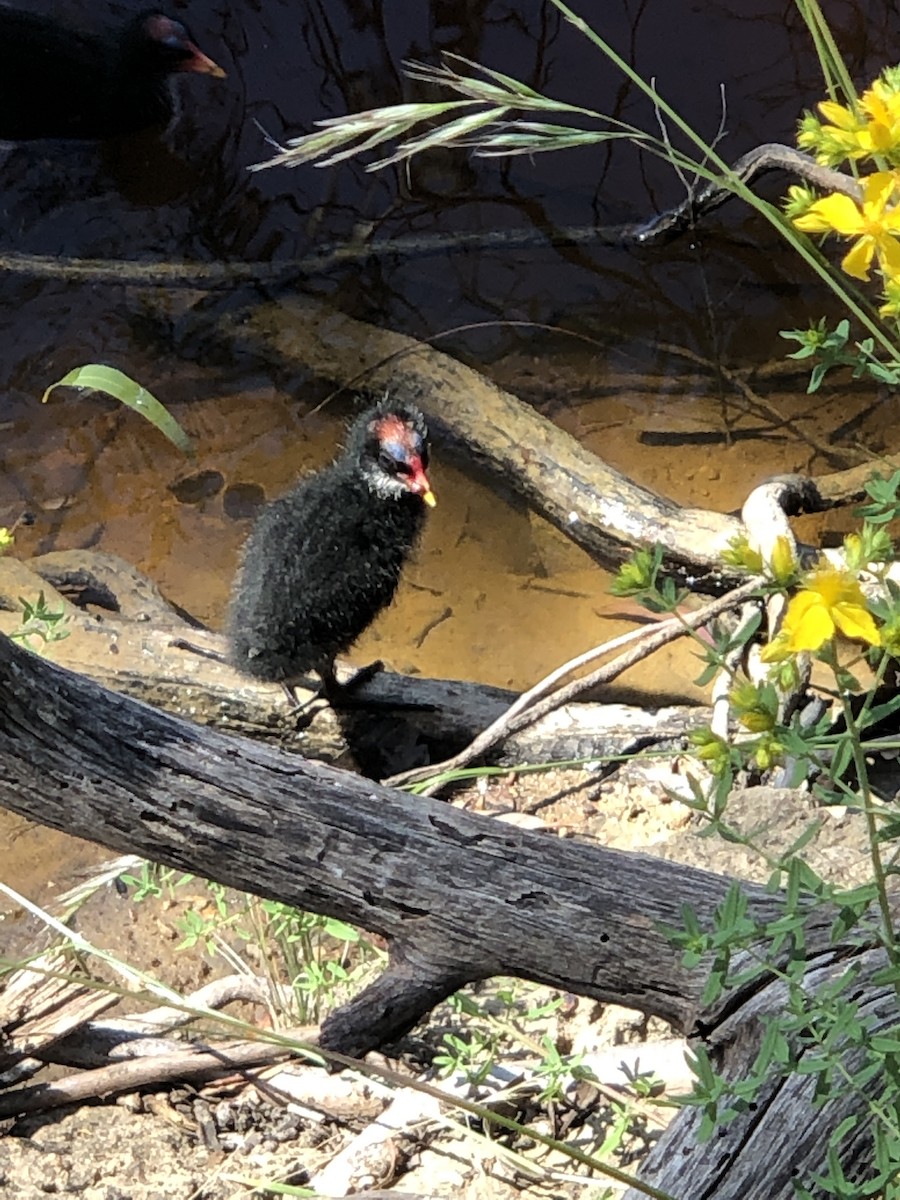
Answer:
[0,630,894,1197]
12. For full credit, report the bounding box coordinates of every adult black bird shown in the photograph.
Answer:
[0,8,225,140]
[227,401,436,700]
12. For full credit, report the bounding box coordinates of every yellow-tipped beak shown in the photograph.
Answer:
[186,46,227,78]
[423,489,437,508]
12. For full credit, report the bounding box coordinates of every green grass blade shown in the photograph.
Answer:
[42,365,193,454]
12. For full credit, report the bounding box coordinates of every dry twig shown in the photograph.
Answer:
[386,576,764,792]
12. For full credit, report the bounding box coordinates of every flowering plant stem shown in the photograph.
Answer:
[548,0,900,364]
[835,668,900,988]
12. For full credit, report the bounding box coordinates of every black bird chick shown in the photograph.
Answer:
[227,402,436,700]
[0,9,225,140]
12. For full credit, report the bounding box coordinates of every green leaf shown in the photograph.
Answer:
[43,365,194,454]
[862,692,900,727]
[780,817,825,863]
[322,917,361,942]
[807,361,828,393]
[870,962,900,987]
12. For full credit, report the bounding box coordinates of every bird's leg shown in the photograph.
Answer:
[321,659,385,706]
[170,636,226,663]
[344,659,385,691]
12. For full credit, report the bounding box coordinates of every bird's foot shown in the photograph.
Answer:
[280,680,328,716]
[343,659,385,692]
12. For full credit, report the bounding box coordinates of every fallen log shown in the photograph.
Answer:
[0,629,893,1197]
[0,549,707,776]
[170,292,746,590]
[159,291,875,593]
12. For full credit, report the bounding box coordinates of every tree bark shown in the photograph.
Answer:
[0,632,737,1046]
[0,632,891,1197]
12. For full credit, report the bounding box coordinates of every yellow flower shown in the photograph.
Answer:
[856,80,900,154]
[806,87,900,162]
[760,565,880,660]
[0,527,13,552]
[799,71,900,166]
[793,172,900,280]
[815,98,871,158]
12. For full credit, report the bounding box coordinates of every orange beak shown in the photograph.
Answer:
[409,461,436,507]
[184,44,227,78]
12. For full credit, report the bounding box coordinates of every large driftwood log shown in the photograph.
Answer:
[165,289,882,590]
[164,292,746,590]
[0,630,893,1197]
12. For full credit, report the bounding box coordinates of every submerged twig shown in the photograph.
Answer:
[0,143,863,290]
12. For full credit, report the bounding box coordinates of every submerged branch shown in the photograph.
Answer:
[0,145,859,287]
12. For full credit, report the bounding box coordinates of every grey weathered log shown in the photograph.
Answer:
[623,947,894,1200]
[0,631,737,1046]
[0,550,708,775]
[0,631,890,1196]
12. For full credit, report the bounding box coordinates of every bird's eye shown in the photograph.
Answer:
[378,447,410,474]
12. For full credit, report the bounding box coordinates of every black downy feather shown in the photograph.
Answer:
[227,402,433,688]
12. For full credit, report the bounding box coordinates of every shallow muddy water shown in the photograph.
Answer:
[1,0,899,904]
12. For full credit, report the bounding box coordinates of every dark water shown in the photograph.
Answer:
[1,0,899,685]
[1,0,898,390]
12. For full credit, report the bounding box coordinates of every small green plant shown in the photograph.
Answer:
[532,1032,592,1103]
[609,545,688,613]
[123,868,381,1025]
[433,1028,499,1085]
[430,979,663,1181]
[781,317,900,392]
[119,861,191,903]
[10,591,71,649]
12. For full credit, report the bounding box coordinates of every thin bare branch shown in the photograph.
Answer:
[386,577,765,792]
